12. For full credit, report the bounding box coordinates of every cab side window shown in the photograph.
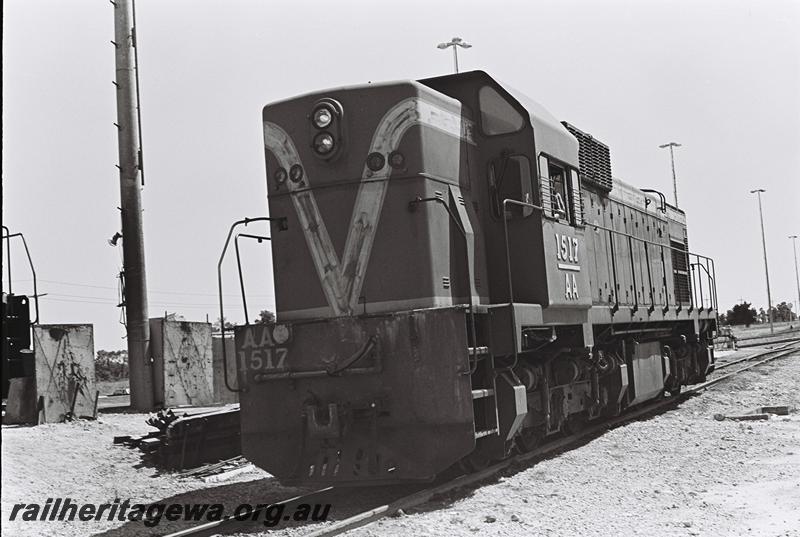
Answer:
[548,161,570,221]
[538,154,583,225]
[488,155,534,219]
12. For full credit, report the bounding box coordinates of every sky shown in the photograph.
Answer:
[3,0,799,352]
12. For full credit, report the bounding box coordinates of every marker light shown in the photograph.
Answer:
[388,151,405,169]
[289,164,304,183]
[274,167,288,185]
[312,106,333,129]
[366,152,385,172]
[313,132,335,155]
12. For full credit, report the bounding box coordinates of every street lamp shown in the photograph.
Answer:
[658,142,682,207]
[437,37,472,74]
[790,235,800,323]
[750,189,774,334]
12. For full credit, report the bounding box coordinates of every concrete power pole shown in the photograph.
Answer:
[113,0,154,410]
[791,235,800,322]
[437,37,472,74]
[750,189,774,335]
[658,142,681,207]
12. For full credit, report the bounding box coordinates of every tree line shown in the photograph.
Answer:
[719,301,797,326]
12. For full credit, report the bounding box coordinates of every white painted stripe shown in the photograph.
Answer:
[557,263,581,272]
[265,96,473,316]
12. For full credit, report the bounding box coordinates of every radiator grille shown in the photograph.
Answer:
[562,122,612,192]
[671,239,691,304]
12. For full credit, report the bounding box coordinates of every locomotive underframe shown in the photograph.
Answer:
[235,302,715,485]
[466,305,715,466]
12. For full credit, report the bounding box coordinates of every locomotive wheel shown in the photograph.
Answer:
[562,414,588,435]
[460,450,491,473]
[516,430,542,453]
[668,385,682,397]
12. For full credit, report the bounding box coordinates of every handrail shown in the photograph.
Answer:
[590,222,716,313]
[499,207,715,327]
[2,227,40,325]
[217,216,284,393]
[590,222,714,264]
[234,233,271,325]
[409,195,478,373]
[641,189,667,213]
[691,260,716,311]
[502,198,544,370]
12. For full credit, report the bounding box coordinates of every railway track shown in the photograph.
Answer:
[736,335,800,349]
[165,343,800,537]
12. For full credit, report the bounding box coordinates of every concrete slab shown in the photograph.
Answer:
[32,324,96,422]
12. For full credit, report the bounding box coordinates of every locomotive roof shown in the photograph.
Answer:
[612,177,686,224]
[262,78,459,109]
[499,81,580,168]
[420,70,580,168]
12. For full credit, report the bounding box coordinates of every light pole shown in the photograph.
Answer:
[790,235,800,323]
[437,37,472,74]
[658,142,682,207]
[750,189,774,334]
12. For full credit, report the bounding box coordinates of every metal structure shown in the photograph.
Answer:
[227,71,718,486]
[112,0,153,409]
[658,142,681,207]
[750,189,774,334]
[437,37,471,73]
[791,235,800,321]
[2,227,39,400]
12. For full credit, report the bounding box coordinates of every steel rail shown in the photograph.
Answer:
[737,336,800,349]
[713,341,800,369]
[302,343,800,537]
[161,487,334,537]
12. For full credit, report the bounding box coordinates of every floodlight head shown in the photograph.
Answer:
[108,231,122,246]
[437,43,450,49]
[750,189,766,194]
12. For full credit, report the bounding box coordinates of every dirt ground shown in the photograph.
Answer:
[350,350,800,537]
[1,406,302,537]
[3,349,799,537]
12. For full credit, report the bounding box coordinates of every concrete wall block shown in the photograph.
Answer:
[32,324,96,423]
[151,319,214,407]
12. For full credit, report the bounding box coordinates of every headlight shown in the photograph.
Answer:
[289,164,304,183]
[313,132,335,155]
[312,106,333,129]
[366,152,385,172]
[274,167,288,185]
[388,151,405,169]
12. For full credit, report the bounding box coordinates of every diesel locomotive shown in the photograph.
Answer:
[231,71,717,486]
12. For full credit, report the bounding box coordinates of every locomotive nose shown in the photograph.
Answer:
[235,309,476,485]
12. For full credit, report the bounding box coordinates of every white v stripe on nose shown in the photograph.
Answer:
[264,96,474,316]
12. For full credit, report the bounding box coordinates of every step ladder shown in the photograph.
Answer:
[469,346,499,439]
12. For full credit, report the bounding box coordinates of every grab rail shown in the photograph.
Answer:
[2,226,40,325]
[217,216,286,393]
[588,222,716,314]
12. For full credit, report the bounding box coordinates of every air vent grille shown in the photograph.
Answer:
[562,121,613,192]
